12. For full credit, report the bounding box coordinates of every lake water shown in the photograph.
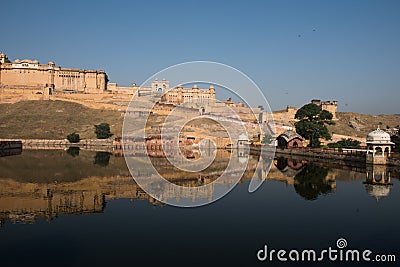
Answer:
[0,149,399,266]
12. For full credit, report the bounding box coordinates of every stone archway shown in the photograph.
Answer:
[277,137,287,149]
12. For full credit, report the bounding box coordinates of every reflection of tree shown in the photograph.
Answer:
[294,165,333,200]
[66,146,80,157]
[276,157,289,171]
[94,152,111,167]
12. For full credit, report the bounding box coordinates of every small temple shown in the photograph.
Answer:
[366,127,394,165]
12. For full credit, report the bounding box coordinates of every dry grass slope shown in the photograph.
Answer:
[0,100,398,140]
[328,112,400,138]
[0,100,123,139]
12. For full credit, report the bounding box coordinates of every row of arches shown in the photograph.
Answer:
[367,145,391,157]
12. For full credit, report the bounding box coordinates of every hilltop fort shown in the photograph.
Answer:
[2,51,397,144]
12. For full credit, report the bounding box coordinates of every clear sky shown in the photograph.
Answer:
[1,0,399,114]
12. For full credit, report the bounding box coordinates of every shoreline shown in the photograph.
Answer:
[0,138,114,152]
[2,138,400,167]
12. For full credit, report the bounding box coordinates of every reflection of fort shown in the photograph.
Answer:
[1,149,399,224]
[0,176,137,224]
[0,163,260,225]
[0,149,262,224]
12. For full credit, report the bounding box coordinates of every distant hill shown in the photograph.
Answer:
[0,100,123,139]
[328,112,400,138]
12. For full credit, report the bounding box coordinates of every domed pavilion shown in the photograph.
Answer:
[366,127,394,164]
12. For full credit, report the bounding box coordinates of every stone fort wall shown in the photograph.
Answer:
[0,52,107,94]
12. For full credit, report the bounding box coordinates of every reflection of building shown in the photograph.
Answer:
[237,133,250,163]
[276,130,304,149]
[0,141,22,157]
[0,176,154,224]
[366,127,394,165]
[0,52,107,94]
[364,165,392,201]
[364,184,391,201]
[271,158,337,200]
[0,186,106,224]
[274,157,304,178]
[366,165,391,184]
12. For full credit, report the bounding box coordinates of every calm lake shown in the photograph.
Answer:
[0,149,399,266]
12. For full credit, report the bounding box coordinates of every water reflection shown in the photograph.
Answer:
[94,151,112,166]
[294,165,335,201]
[0,149,399,225]
[364,165,393,201]
[66,146,80,157]
[273,157,335,200]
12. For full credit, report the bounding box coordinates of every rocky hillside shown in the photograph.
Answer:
[328,112,400,138]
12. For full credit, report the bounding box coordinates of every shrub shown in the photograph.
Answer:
[327,138,361,149]
[67,132,80,143]
[94,123,113,139]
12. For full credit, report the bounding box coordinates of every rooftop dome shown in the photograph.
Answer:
[366,127,393,144]
[278,130,304,142]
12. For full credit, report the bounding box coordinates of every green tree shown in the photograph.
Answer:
[94,123,113,139]
[66,132,80,143]
[391,132,400,152]
[294,103,334,148]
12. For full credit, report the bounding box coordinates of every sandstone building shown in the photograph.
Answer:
[270,99,338,124]
[161,84,216,105]
[0,52,107,94]
[311,99,338,119]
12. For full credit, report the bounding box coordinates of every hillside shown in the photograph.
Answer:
[328,112,400,138]
[0,100,398,140]
[0,100,123,139]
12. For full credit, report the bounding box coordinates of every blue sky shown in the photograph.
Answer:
[1,0,399,114]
